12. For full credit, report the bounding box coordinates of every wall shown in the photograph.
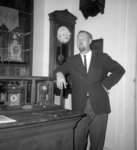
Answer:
[33,0,137,150]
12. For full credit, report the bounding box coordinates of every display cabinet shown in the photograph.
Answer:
[0,76,56,110]
[0,0,33,76]
[0,76,68,111]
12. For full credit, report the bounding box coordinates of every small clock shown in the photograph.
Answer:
[8,93,21,106]
[57,26,71,44]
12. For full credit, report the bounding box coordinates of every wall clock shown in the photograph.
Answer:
[48,9,77,108]
[57,26,71,44]
[48,9,77,77]
[56,25,72,65]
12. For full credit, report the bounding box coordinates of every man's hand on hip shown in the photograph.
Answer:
[56,72,67,90]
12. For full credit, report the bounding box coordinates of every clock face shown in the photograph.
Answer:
[8,93,20,106]
[57,26,71,43]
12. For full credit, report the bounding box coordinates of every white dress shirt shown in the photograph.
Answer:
[80,50,92,73]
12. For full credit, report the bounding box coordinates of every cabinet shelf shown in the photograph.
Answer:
[0,61,27,65]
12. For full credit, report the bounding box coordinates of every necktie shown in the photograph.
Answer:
[84,55,87,73]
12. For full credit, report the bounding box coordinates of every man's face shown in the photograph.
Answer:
[77,32,92,53]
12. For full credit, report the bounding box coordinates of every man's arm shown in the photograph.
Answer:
[101,54,125,90]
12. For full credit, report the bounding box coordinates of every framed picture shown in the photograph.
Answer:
[8,32,24,62]
[90,38,103,52]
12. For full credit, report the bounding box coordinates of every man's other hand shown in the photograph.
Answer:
[56,72,67,90]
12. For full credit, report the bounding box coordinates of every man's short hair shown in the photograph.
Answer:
[78,30,93,40]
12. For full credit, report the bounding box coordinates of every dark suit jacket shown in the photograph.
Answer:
[55,51,125,114]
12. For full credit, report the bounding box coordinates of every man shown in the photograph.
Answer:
[55,30,125,150]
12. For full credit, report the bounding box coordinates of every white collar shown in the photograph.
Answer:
[80,50,92,57]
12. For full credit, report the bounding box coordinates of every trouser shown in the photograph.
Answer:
[74,99,108,150]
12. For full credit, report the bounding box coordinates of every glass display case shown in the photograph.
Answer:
[0,76,58,110]
[0,0,33,76]
[0,76,67,112]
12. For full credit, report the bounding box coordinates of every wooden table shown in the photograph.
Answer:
[0,105,83,150]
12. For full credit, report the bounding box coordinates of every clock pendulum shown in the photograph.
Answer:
[58,43,64,65]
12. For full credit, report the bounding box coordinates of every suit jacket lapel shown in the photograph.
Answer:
[75,51,97,78]
[76,54,87,76]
